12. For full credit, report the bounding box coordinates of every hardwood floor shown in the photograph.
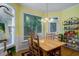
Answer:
[16,49,29,56]
[16,47,79,56]
[61,47,79,56]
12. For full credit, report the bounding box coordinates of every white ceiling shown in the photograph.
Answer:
[21,3,78,13]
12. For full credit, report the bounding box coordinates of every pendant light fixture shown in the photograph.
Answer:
[45,3,49,22]
[41,3,49,22]
[41,3,54,22]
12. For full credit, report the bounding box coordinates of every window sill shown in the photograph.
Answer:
[0,43,15,51]
[21,40,28,43]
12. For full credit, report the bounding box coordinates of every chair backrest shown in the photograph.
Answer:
[29,32,40,56]
[32,35,40,56]
[46,33,53,40]
[53,34,59,39]
[46,33,60,40]
[52,33,61,41]
[28,32,35,55]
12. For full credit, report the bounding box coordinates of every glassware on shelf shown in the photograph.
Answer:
[64,17,79,51]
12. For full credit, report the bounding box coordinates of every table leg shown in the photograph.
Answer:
[59,47,61,56]
[42,50,48,56]
[53,47,61,56]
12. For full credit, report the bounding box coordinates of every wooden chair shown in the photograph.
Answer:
[52,34,62,56]
[46,33,53,40]
[28,33,34,55]
[21,32,41,56]
[21,35,33,56]
[51,34,61,56]
[53,47,61,56]
[46,33,61,56]
[53,34,60,40]
[29,32,42,56]
[46,33,59,40]
[32,35,41,56]
[21,32,35,56]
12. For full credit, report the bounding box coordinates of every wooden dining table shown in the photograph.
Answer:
[34,39,66,56]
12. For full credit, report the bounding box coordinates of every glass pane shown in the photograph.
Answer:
[7,26,12,45]
[24,13,42,40]
[24,14,31,36]
[36,21,42,33]
[50,23,56,32]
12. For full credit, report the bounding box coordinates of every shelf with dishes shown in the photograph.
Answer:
[63,17,79,51]
[64,25,79,31]
[65,44,79,51]
[64,17,79,25]
[65,38,79,51]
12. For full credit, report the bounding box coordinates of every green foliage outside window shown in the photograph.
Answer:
[0,23,5,32]
[24,13,42,40]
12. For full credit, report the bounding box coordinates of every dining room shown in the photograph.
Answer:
[0,3,79,56]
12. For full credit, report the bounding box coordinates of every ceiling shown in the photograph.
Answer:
[21,3,78,13]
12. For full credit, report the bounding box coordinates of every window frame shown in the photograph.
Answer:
[0,4,15,50]
[23,13,43,41]
[49,22,57,32]
[48,17,59,33]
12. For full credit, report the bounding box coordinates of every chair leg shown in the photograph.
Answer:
[59,47,61,56]
[53,47,61,56]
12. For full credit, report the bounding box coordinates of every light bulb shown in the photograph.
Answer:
[41,18,47,23]
[45,18,48,21]
[49,18,54,22]
[41,18,43,22]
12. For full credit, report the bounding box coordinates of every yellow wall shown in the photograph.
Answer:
[48,12,62,17]
[8,3,79,36]
[20,4,46,36]
[8,3,63,36]
[62,4,79,18]
[6,3,79,51]
[47,4,79,34]
[44,12,62,33]
[8,3,45,37]
[8,3,21,36]
[61,4,79,33]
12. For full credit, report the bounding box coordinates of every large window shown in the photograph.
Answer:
[0,4,15,50]
[49,17,58,33]
[50,23,56,32]
[24,13,42,40]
